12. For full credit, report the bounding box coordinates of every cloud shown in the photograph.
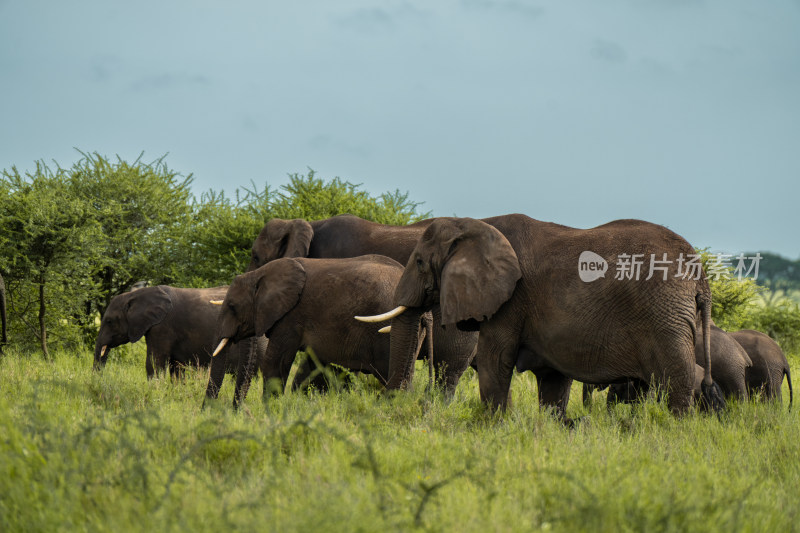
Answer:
[129,72,210,92]
[460,0,544,19]
[307,134,371,158]
[591,39,628,64]
[88,56,121,83]
[338,8,395,30]
[336,4,429,33]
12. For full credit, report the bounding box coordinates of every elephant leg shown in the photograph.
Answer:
[582,383,610,407]
[475,328,519,411]
[640,329,699,415]
[292,354,330,392]
[431,306,477,396]
[608,379,648,406]
[233,340,264,408]
[656,360,696,415]
[535,369,572,422]
[247,333,300,404]
[204,345,230,401]
[582,383,592,407]
[766,366,785,403]
[145,348,156,379]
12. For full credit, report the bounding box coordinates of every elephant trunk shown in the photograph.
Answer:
[233,337,260,408]
[385,310,425,390]
[204,338,229,402]
[93,337,109,371]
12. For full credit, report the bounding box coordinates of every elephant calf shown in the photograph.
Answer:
[94,285,264,379]
[582,324,752,407]
[729,329,793,406]
[206,255,428,407]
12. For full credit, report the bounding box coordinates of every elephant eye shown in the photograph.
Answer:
[416,258,425,271]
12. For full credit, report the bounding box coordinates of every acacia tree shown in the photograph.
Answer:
[170,170,431,288]
[0,158,431,354]
[265,169,430,225]
[68,152,194,319]
[0,162,102,357]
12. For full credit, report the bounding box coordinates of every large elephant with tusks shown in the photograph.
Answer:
[358,215,726,419]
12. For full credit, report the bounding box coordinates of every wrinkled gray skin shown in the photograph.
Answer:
[379,215,725,418]
[244,214,477,392]
[729,329,793,406]
[581,324,753,406]
[94,285,262,379]
[0,273,7,352]
[209,255,428,408]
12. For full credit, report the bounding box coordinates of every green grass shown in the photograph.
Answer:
[1,348,798,532]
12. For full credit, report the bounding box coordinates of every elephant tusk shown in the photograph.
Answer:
[355,305,407,323]
[378,326,391,334]
[212,338,229,357]
[100,345,108,359]
[209,300,224,305]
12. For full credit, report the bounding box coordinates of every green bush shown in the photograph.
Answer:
[697,249,800,358]
[0,155,429,356]
[742,299,800,358]
[697,249,762,330]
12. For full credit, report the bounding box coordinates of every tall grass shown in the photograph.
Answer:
[1,348,798,532]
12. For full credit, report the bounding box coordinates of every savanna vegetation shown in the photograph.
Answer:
[0,152,428,356]
[1,153,799,532]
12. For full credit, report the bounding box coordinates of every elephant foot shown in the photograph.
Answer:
[561,416,588,430]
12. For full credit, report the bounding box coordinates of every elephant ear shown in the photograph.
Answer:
[126,286,173,343]
[254,258,307,337]
[273,218,314,258]
[439,220,521,327]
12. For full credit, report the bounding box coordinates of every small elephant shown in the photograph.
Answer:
[729,329,793,406]
[604,365,706,406]
[581,323,753,406]
[94,285,263,379]
[358,215,725,418]
[206,255,428,407]
[247,215,477,393]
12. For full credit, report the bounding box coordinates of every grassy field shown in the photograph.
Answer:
[1,346,799,533]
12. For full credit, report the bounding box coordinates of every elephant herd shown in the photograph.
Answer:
[92,214,793,420]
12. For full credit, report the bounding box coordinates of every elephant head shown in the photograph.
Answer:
[213,258,307,354]
[93,286,173,369]
[248,218,314,271]
[358,218,521,389]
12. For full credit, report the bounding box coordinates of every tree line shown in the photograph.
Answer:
[1,151,798,358]
[0,152,429,356]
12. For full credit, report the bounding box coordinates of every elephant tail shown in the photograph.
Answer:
[697,286,725,412]
[785,366,793,410]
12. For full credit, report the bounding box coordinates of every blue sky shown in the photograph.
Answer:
[1,0,798,257]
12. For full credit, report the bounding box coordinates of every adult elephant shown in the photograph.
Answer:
[581,323,753,405]
[94,285,265,379]
[239,214,477,392]
[357,215,725,417]
[729,329,793,406]
[0,273,7,352]
[208,255,429,408]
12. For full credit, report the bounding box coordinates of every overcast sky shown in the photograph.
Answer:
[1,0,798,257]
